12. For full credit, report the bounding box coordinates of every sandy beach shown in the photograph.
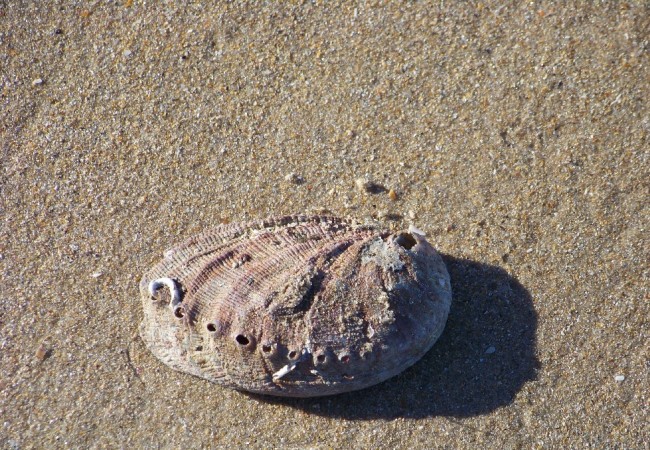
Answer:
[1,2,647,448]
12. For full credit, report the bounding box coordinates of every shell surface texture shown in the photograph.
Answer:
[140,215,452,397]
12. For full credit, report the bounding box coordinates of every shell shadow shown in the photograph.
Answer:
[251,254,539,418]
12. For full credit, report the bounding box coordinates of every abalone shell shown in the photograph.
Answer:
[139,215,451,397]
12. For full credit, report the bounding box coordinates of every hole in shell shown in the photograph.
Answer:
[340,354,350,364]
[195,346,203,351]
[288,350,298,360]
[206,323,217,332]
[262,344,273,353]
[235,334,250,346]
[394,232,417,250]
[174,307,185,318]
[316,354,326,363]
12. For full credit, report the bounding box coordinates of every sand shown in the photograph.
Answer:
[1,2,648,448]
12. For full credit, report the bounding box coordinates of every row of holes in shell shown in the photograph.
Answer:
[204,322,357,365]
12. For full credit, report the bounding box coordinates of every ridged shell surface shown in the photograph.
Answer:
[139,215,452,397]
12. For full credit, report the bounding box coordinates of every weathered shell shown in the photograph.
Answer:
[139,215,451,397]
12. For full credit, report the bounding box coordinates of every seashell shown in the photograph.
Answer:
[139,215,452,397]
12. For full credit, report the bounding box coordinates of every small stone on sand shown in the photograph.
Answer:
[355,178,385,194]
[284,173,304,184]
[355,178,371,193]
[35,343,49,361]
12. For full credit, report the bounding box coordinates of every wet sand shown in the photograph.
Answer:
[1,3,647,448]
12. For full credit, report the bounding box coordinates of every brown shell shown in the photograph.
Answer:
[139,215,451,397]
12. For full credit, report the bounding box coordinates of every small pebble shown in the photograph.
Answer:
[35,343,49,361]
[32,78,43,86]
[355,178,371,193]
[485,346,496,354]
[91,272,103,278]
[388,189,398,201]
[123,49,132,57]
[355,178,384,194]
[284,172,304,184]
[614,375,625,382]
